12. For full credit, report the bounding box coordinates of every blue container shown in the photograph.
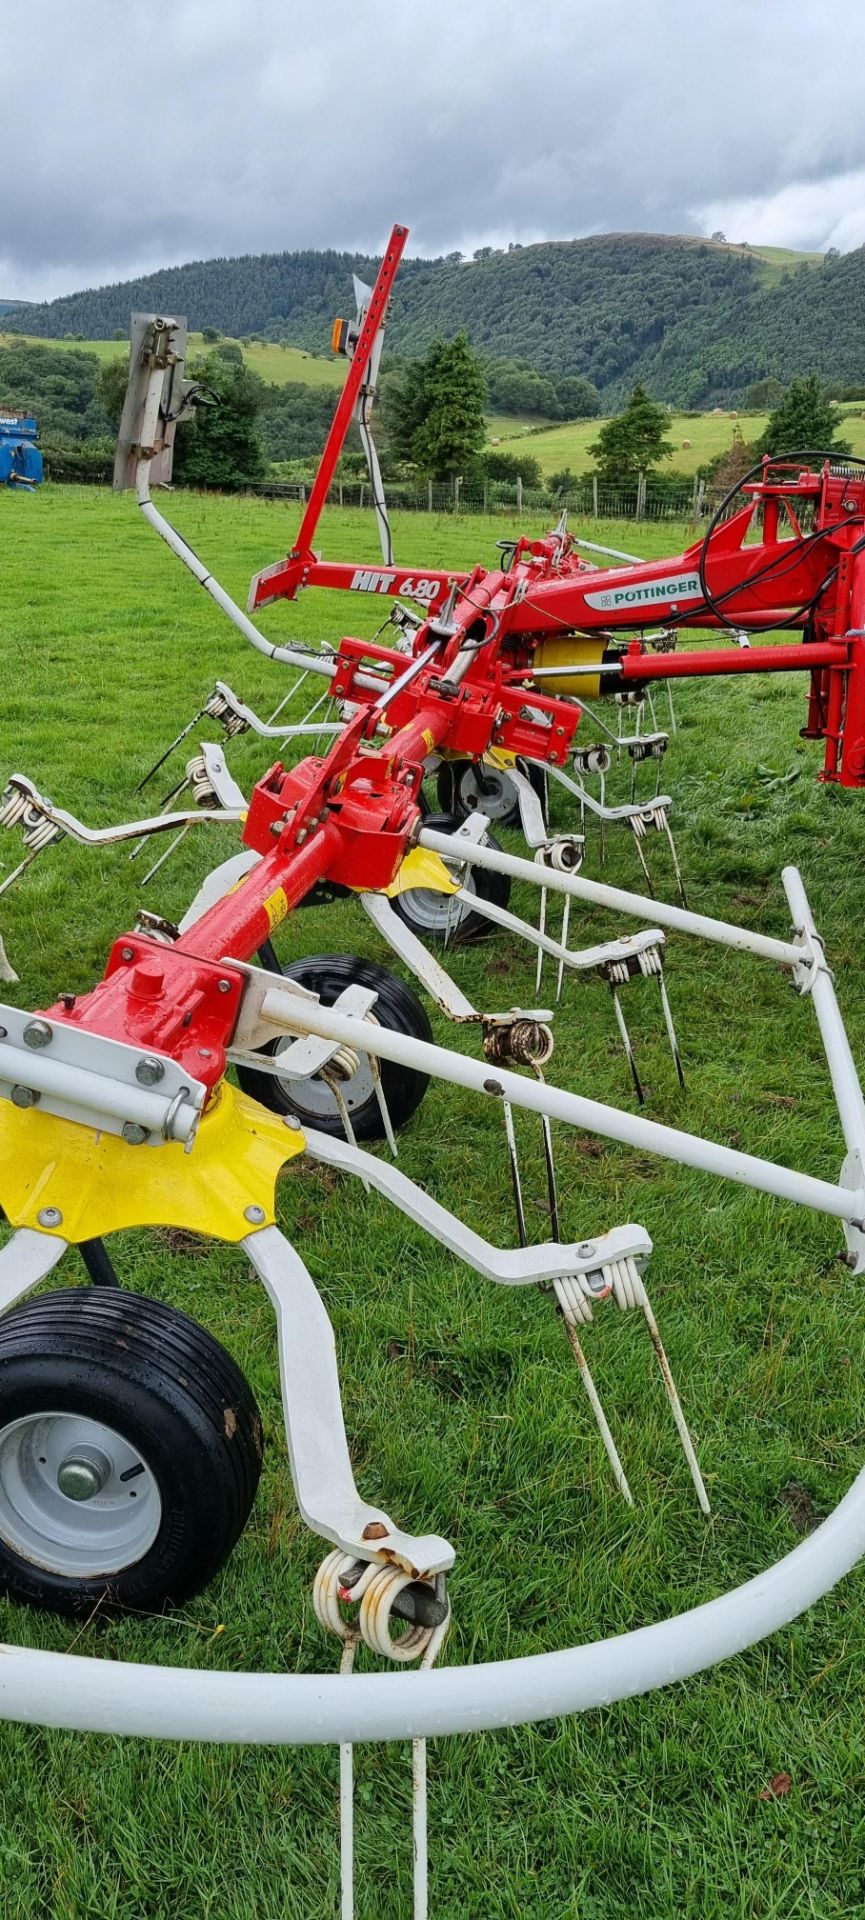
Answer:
[0,412,43,487]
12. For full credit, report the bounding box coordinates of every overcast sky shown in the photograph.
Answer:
[4,0,865,301]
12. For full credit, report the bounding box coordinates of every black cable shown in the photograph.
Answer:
[696,451,865,634]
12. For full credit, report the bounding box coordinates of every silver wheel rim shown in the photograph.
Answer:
[398,868,478,935]
[271,1039,378,1118]
[457,765,519,821]
[0,1412,162,1577]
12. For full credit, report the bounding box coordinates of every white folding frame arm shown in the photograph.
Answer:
[124,339,388,689]
[0,1229,68,1315]
[244,1226,454,1576]
[303,1127,651,1285]
[256,960,865,1259]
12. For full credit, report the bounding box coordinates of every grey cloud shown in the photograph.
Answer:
[3,0,865,300]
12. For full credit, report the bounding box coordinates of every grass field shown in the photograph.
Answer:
[2,487,865,1917]
[494,408,865,478]
[0,332,344,389]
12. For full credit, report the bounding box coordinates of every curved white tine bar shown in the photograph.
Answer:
[0,1453,864,1744]
[257,988,865,1229]
[419,827,802,969]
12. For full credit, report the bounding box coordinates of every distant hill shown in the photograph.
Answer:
[6,233,863,407]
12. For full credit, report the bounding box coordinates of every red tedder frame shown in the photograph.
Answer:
[29,224,865,1079]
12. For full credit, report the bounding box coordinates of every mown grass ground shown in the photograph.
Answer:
[1,487,865,1917]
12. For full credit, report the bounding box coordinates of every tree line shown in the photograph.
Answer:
[8,231,865,409]
[0,330,855,496]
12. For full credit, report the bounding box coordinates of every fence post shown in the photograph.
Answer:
[428,478,433,512]
[454,477,461,513]
[636,472,645,520]
[338,483,344,509]
[359,483,365,511]
[483,480,489,514]
[592,475,599,518]
[695,478,706,518]
[516,475,523,515]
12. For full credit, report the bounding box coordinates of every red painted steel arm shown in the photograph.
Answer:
[250,225,409,609]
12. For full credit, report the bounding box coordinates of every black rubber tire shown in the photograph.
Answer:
[0,1288,263,1617]
[235,954,433,1140]
[437,758,547,831]
[392,812,511,945]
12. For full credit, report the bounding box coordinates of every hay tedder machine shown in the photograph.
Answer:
[4,224,865,1913]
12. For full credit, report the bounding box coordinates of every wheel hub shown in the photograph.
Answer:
[56,1445,112,1502]
[0,1412,161,1575]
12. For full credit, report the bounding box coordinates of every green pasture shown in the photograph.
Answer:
[1,486,865,1916]
[0,332,344,389]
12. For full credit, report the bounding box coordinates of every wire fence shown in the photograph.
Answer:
[40,457,708,522]
[247,476,707,521]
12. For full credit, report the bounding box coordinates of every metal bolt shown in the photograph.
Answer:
[37,1206,63,1228]
[244,1204,266,1225]
[121,1121,149,1145]
[23,1020,52,1050]
[578,1241,597,1258]
[11,1086,40,1108]
[135,1056,165,1087]
[217,978,233,994]
[283,1113,302,1132]
[120,946,135,962]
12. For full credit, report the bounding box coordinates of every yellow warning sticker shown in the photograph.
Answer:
[421,728,436,754]
[263,886,290,931]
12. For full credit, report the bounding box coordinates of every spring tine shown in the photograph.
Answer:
[647,689,658,732]
[666,681,677,735]
[503,1101,528,1247]
[611,986,645,1104]
[598,770,606,864]
[560,1317,634,1504]
[280,682,332,751]
[662,812,688,908]
[0,848,41,897]
[338,1641,356,1920]
[134,708,205,795]
[141,821,192,886]
[368,1053,399,1159]
[540,1113,561,1239]
[555,894,570,1003]
[630,818,655,897]
[268,670,310,727]
[412,1737,428,1920]
[640,1284,710,1514]
[129,778,189,861]
[536,885,547,993]
[657,971,686,1089]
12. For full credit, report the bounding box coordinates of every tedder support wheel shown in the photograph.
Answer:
[0,1289,263,1617]
[437,758,546,831]
[392,812,511,945]
[235,954,433,1141]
